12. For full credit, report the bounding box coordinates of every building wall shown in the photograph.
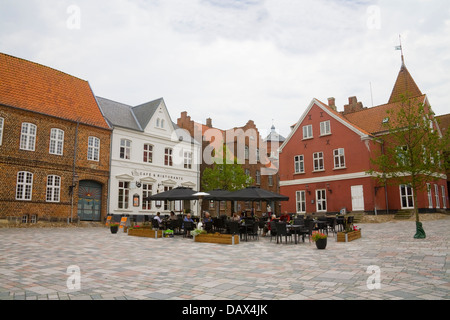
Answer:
[107,125,201,217]
[177,112,281,216]
[0,105,111,222]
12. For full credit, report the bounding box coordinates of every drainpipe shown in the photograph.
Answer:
[381,142,389,215]
[70,121,79,224]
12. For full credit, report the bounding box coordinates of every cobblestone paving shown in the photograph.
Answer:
[1,218,449,300]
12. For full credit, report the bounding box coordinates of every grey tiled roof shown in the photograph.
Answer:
[96,96,142,131]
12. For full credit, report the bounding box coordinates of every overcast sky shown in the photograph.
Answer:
[1,0,449,138]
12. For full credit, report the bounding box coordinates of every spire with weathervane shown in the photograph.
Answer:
[388,35,423,104]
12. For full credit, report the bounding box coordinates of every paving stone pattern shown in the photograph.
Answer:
[1,218,449,300]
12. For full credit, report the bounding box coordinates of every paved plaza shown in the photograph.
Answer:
[1,218,449,300]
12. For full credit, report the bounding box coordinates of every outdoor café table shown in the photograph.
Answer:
[286,225,303,244]
[239,222,254,241]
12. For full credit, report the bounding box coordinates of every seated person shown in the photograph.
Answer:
[169,211,177,221]
[202,211,213,223]
[154,212,163,224]
[262,214,277,236]
[183,213,195,236]
[231,213,241,222]
[279,211,291,222]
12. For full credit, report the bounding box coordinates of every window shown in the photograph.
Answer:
[268,175,273,187]
[302,125,313,139]
[118,181,130,209]
[0,117,4,145]
[313,152,324,171]
[296,191,306,213]
[245,168,250,176]
[333,148,345,169]
[244,146,249,160]
[255,170,261,185]
[164,186,172,210]
[320,120,331,135]
[49,128,64,155]
[161,119,165,128]
[427,184,433,208]
[46,175,61,202]
[164,148,173,166]
[16,171,33,200]
[442,186,447,209]
[400,185,414,209]
[143,144,153,163]
[396,145,409,166]
[184,151,192,169]
[294,155,304,174]
[316,189,327,212]
[120,139,131,160]
[156,118,160,127]
[20,123,36,151]
[88,136,100,161]
[142,184,152,210]
[434,184,440,209]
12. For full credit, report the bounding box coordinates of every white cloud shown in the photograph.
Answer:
[0,0,449,138]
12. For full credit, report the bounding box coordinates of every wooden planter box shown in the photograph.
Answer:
[337,230,361,242]
[194,233,239,245]
[128,228,163,239]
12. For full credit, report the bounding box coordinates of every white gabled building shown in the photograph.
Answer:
[97,96,201,218]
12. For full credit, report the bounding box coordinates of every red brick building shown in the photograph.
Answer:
[177,113,282,216]
[0,53,111,223]
[279,62,448,215]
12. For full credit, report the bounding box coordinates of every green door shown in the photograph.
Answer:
[77,181,102,221]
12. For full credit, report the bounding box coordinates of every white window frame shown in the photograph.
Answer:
[143,143,153,163]
[296,190,306,213]
[88,136,100,161]
[20,122,37,151]
[184,151,193,169]
[0,117,4,146]
[333,148,345,169]
[441,185,447,209]
[49,128,64,155]
[316,189,327,212]
[434,184,440,209]
[118,181,130,209]
[164,148,173,166]
[120,139,131,160]
[427,183,433,208]
[313,152,324,171]
[46,175,61,202]
[294,155,304,174]
[320,120,331,136]
[255,170,261,185]
[302,125,313,139]
[142,183,152,210]
[400,184,414,209]
[16,171,33,201]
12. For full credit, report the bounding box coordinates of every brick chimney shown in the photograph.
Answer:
[328,97,336,111]
[343,96,365,115]
[206,117,212,128]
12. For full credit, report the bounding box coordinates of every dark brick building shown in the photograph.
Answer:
[0,53,111,223]
[177,112,283,216]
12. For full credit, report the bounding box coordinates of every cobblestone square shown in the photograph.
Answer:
[1,218,449,300]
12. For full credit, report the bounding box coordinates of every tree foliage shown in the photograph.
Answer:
[201,144,254,192]
[368,95,449,225]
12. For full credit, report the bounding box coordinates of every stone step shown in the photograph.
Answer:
[394,210,414,220]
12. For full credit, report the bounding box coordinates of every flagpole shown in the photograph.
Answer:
[399,34,404,65]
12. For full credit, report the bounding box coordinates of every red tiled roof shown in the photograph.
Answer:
[342,95,427,134]
[388,64,422,104]
[0,53,110,129]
